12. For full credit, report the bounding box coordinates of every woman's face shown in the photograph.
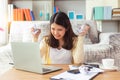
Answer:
[51,23,66,40]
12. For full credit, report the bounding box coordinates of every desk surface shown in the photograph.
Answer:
[0,64,120,80]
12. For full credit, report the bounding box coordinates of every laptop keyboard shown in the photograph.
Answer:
[42,68,51,72]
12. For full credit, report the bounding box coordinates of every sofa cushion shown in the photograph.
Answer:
[99,32,117,44]
[22,27,32,42]
[109,33,120,46]
[9,21,50,43]
[109,33,120,67]
[84,44,113,63]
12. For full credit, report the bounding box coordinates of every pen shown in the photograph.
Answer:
[9,63,14,65]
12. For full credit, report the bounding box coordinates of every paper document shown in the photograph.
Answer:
[51,65,104,80]
[51,71,99,80]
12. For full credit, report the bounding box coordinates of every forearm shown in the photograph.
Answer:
[73,36,85,64]
[32,37,38,42]
[31,27,41,42]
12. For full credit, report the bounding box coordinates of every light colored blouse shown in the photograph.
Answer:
[49,47,72,64]
[39,35,84,64]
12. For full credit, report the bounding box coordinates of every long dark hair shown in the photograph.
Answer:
[47,12,77,50]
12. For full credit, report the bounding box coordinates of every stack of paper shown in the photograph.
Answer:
[51,65,104,80]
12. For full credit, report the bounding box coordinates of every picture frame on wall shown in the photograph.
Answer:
[68,11,84,20]
[68,11,75,20]
[75,13,84,20]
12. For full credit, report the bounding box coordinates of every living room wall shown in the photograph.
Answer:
[0,0,8,46]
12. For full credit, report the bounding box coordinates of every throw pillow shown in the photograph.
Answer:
[84,20,99,44]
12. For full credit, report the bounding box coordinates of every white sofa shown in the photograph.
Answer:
[0,21,119,73]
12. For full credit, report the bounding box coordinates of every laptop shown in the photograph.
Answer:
[11,42,62,74]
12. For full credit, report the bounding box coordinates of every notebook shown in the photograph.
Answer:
[11,42,62,74]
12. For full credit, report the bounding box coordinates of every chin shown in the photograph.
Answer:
[54,37,61,40]
[54,37,60,40]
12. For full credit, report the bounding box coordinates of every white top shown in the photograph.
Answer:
[49,47,72,64]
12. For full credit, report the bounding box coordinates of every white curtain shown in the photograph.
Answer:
[0,0,8,46]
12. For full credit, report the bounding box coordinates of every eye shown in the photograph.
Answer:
[51,28,55,30]
[58,29,63,31]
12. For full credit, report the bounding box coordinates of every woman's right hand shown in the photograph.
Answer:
[31,27,41,39]
[79,24,90,36]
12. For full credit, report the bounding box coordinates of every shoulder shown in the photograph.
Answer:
[42,36,49,42]
[73,35,84,41]
[73,36,78,42]
[73,35,84,44]
[40,36,49,45]
[40,36,50,50]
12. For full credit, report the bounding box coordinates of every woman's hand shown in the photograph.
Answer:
[31,27,41,41]
[79,25,90,36]
[79,30,88,36]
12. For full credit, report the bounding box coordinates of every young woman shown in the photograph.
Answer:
[31,12,87,64]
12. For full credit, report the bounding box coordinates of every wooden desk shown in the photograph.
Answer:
[0,64,120,80]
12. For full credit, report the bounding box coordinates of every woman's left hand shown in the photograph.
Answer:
[79,25,90,36]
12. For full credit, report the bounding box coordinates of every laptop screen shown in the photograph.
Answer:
[11,42,62,74]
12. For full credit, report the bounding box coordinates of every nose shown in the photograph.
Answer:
[54,30,58,35]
